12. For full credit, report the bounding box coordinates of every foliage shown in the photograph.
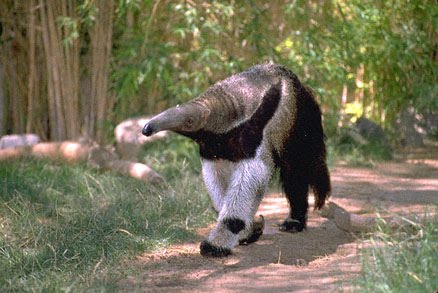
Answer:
[348,0,438,122]
[110,0,437,137]
[0,157,213,291]
[356,212,438,292]
[0,0,435,141]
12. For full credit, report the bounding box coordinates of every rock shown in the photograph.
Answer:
[0,140,164,184]
[0,134,40,149]
[396,107,437,142]
[87,146,118,169]
[318,201,432,233]
[0,147,29,160]
[333,207,375,233]
[114,117,168,159]
[87,145,164,183]
[108,160,164,184]
[319,202,375,233]
[31,141,91,163]
[318,201,337,219]
[355,116,389,146]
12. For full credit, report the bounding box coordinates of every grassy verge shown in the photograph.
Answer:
[0,138,213,291]
[327,138,393,168]
[356,212,438,292]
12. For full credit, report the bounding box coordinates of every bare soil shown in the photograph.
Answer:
[119,147,437,292]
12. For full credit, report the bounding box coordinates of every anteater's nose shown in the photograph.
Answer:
[142,123,154,136]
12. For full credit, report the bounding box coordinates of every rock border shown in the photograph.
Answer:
[0,141,164,184]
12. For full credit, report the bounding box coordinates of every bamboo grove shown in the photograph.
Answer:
[1,0,114,142]
[0,0,436,142]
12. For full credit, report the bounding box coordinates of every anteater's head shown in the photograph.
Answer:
[142,103,211,137]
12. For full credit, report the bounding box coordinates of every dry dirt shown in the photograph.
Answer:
[119,147,437,292]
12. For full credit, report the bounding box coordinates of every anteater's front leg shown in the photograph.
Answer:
[201,159,234,213]
[200,158,271,257]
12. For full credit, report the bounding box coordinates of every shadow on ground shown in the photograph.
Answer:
[119,147,437,292]
[119,193,357,292]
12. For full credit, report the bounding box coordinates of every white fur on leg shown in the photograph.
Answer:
[207,155,272,249]
[201,158,235,212]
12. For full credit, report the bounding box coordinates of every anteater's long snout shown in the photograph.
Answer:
[141,108,182,137]
[141,104,205,137]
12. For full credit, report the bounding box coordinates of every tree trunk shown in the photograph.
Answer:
[0,63,5,136]
[0,2,28,135]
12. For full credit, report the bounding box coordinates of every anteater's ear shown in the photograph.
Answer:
[201,107,211,125]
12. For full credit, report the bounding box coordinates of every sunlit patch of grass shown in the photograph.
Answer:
[356,211,438,292]
[0,155,213,291]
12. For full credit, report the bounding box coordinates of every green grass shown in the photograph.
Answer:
[356,212,438,292]
[0,145,213,291]
[140,133,201,177]
[327,136,393,168]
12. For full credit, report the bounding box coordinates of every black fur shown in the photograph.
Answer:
[273,69,331,231]
[200,241,231,257]
[239,226,264,245]
[279,217,306,233]
[223,218,246,234]
[184,83,281,161]
[238,231,263,245]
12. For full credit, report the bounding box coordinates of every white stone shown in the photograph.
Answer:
[0,134,40,149]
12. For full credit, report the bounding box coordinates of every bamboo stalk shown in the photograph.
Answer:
[60,0,81,139]
[34,18,46,140]
[46,0,66,140]
[60,0,71,139]
[39,0,58,140]
[12,57,24,133]
[99,0,115,142]
[89,0,115,143]
[0,63,4,136]
[26,0,36,133]
[70,0,81,139]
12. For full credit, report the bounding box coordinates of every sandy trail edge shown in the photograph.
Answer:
[119,155,437,293]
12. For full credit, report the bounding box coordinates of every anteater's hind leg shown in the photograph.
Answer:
[279,162,309,232]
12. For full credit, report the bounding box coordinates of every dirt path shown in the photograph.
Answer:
[120,150,437,292]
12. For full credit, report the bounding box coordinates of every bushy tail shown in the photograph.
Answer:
[310,161,331,210]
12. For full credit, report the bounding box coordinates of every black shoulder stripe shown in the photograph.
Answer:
[190,82,282,161]
[244,82,282,133]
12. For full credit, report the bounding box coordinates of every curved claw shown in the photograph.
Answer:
[279,217,306,233]
[200,241,231,257]
[239,215,265,245]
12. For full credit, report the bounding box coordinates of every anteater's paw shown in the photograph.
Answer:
[239,215,265,246]
[239,229,263,245]
[200,240,231,257]
[279,218,306,233]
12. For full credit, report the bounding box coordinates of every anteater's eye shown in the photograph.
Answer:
[186,117,194,128]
